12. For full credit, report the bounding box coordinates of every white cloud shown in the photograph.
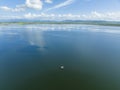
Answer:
[46,0,75,11]
[0,0,74,12]
[0,0,43,12]
[0,6,11,11]
[1,11,120,21]
[45,0,52,3]
[24,13,56,20]
[25,0,43,10]
[23,12,120,21]
[0,6,25,12]
[24,13,33,18]
[87,11,120,20]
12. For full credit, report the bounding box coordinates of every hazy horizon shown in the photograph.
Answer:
[0,0,120,21]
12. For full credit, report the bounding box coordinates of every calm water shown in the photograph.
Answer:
[0,24,120,90]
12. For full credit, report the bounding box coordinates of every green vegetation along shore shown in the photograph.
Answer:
[0,20,120,27]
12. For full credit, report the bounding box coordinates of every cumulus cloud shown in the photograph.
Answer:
[25,0,43,10]
[23,12,120,21]
[0,6,11,11]
[1,11,120,21]
[23,13,55,19]
[45,0,52,3]
[0,6,25,12]
[85,11,120,20]
[0,0,43,12]
[0,0,75,12]
[45,0,75,11]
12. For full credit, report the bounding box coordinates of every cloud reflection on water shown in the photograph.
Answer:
[0,24,120,34]
[24,25,46,51]
[0,24,120,51]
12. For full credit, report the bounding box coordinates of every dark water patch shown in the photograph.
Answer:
[1,25,120,90]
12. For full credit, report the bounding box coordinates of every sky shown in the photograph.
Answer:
[0,0,120,21]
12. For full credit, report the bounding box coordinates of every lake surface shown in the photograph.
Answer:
[0,24,120,90]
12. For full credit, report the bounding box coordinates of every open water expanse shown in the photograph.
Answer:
[0,24,120,90]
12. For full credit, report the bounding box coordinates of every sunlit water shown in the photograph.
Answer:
[0,24,120,90]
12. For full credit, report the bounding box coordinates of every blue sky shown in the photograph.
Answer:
[0,0,120,20]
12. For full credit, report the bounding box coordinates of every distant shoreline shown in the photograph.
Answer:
[0,21,120,27]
